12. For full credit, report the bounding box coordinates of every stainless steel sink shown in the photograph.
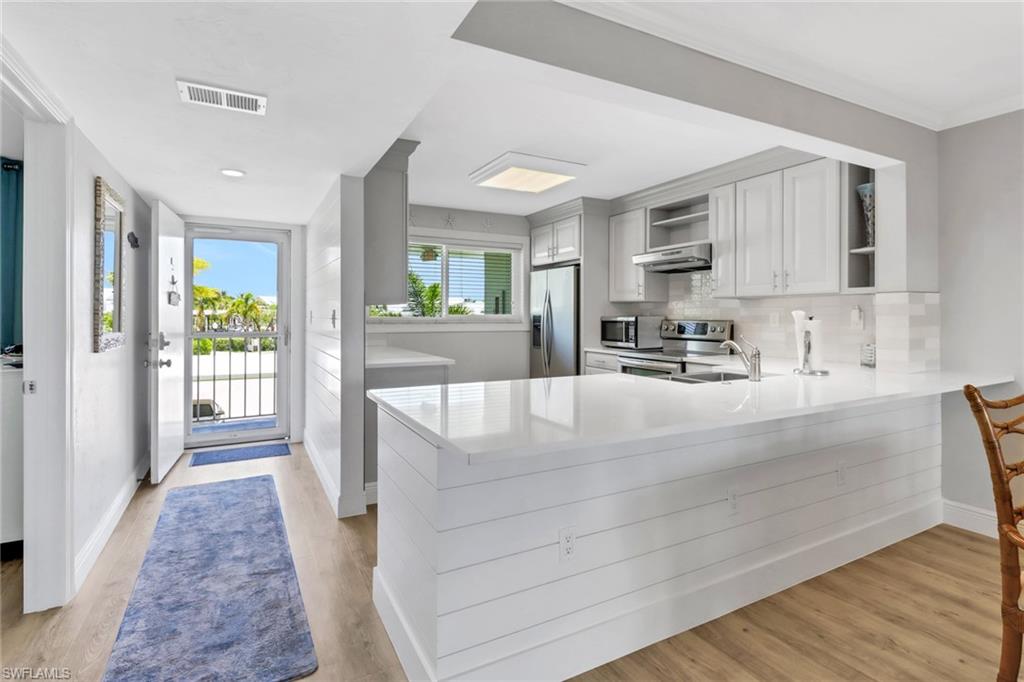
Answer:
[671,371,750,384]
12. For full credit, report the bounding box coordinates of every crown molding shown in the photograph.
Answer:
[1,38,70,124]
[608,147,817,215]
[564,1,1019,133]
[938,96,1024,132]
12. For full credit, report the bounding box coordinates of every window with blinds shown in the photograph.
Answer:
[368,239,518,319]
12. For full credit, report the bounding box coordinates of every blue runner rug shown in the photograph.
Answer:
[190,442,291,467]
[103,475,318,682]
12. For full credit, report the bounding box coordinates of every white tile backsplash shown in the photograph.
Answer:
[663,272,877,365]
[874,292,941,372]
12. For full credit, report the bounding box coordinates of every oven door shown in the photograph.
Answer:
[617,357,681,379]
[601,319,635,348]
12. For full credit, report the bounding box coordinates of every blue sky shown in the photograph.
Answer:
[193,239,278,298]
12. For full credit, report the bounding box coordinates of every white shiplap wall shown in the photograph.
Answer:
[305,179,343,512]
[373,396,943,680]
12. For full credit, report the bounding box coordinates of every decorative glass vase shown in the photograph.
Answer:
[856,182,875,247]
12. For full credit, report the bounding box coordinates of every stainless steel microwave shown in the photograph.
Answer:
[600,316,663,350]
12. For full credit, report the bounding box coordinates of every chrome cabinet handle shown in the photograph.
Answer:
[772,271,778,290]
[783,270,790,290]
[331,309,337,329]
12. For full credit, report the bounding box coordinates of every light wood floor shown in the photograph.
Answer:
[1,443,1004,680]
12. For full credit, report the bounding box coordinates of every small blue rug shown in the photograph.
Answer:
[103,476,317,682]
[190,442,291,467]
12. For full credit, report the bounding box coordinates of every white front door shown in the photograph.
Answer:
[149,201,186,484]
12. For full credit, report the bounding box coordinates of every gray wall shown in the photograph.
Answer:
[939,110,1024,511]
[369,204,531,383]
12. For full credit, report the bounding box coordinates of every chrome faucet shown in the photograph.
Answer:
[720,336,761,382]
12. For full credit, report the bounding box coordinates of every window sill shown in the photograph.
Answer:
[366,317,529,334]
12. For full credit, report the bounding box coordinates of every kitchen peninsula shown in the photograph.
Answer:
[368,363,1011,681]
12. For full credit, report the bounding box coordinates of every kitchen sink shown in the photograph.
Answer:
[671,371,751,384]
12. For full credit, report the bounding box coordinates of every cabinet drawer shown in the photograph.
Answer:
[585,351,619,371]
[585,366,617,375]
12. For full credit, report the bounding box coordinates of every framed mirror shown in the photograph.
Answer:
[94,177,127,352]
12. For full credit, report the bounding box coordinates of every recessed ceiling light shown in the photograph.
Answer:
[470,152,584,193]
[220,169,246,178]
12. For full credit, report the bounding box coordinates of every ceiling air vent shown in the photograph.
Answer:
[176,80,267,116]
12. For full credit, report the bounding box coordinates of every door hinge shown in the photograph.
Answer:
[22,380,36,395]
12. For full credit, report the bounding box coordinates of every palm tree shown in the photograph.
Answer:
[228,292,264,331]
[193,284,222,331]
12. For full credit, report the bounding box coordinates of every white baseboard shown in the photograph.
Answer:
[365,481,378,506]
[374,568,437,682]
[73,468,142,592]
[303,429,341,517]
[942,498,997,538]
[435,496,942,681]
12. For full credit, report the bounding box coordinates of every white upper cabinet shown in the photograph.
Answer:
[531,215,581,267]
[609,208,666,302]
[735,171,784,297]
[552,215,581,262]
[709,184,736,298]
[782,158,840,294]
[531,223,554,267]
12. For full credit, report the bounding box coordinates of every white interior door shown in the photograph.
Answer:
[149,201,186,484]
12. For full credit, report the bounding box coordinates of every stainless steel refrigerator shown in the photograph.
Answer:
[530,265,579,378]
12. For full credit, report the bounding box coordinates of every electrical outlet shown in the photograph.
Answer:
[558,526,576,562]
[837,461,848,487]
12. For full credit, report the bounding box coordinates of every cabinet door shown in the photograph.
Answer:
[783,158,840,294]
[709,184,736,298]
[735,171,783,297]
[609,209,644,301]
[552,215,581,262]
[609,209,666,302]
[531,224,553,267]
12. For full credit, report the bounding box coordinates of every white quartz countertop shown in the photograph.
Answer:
[367,356,1013,464]
[365,345,455,369]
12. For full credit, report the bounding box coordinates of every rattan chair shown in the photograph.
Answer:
[964,384,1024,681]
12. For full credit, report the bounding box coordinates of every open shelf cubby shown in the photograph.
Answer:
[843,163,876,291]
[647,193,710,251]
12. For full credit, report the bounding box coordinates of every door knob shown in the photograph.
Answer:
[158,359,172,368]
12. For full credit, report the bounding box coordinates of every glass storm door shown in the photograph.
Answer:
[185,227,290,447]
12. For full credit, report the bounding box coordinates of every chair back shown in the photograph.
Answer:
[964,384,1024,610]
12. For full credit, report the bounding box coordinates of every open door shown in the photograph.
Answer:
[149,201,186,483]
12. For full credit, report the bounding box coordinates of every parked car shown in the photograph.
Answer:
[192,399,225,422]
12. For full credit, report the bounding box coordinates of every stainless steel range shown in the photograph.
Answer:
[616,319,734,379]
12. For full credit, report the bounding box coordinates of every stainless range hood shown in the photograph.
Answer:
[632,243,712,274]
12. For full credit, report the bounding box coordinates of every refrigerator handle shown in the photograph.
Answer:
[540,289,549,376]
[544,289,554,374]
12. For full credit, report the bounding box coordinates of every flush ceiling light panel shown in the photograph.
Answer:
[177,80,267,116]
[470,152,584,193]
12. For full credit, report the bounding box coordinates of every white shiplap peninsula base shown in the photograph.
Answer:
[368,369,1006,681]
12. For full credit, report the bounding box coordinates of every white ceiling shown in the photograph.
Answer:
[6,2,975,224]
[1,2,474,223]
[404,67,771,214]
[565,1,1024,131]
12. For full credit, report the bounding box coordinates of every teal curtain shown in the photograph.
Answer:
[1,157,23,349]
